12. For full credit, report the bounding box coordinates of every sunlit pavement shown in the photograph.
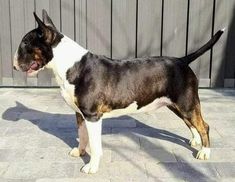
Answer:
[0,88,235,182]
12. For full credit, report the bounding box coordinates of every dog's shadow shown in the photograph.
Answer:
[1,101,197,158]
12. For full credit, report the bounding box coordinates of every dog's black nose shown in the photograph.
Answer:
[13,66,17,71]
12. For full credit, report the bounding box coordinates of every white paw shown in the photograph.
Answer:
[81,162,99,174]
[190,137,202,147]
[196,147,210,160]
[189,128,201,147]
[69,147,84,157]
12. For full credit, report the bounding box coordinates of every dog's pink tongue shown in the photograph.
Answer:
[30,62,38,70]
[27,62,38,75]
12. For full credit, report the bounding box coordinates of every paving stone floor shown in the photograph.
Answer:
[0,88,235,182]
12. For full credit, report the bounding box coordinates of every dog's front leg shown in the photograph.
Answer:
[81,119,102,174]
[70,112,88,157]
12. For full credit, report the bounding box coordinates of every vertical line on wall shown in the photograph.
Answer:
[8,0,13,84]
[135,0,138,58]
[74,0,76,41]
[209,0,216,85]
[9,0,13,64]
[185,0,190,56]
[34,0,36,28]
[60,0,62,32]
[85,0,88,49]
[23,0,25,32]
[110,0,113,59]
[160,0,164,56]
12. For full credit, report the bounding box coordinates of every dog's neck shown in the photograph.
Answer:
[46,35,88,85]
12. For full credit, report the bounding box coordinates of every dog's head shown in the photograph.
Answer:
[13,10,63,76]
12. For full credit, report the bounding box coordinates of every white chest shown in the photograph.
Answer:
[46,35,88,114]
[60,83,79,112]
[47,67,81,114]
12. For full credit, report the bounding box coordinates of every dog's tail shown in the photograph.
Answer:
[181,29,225,65]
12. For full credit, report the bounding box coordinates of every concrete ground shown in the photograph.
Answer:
[0,88,235,182]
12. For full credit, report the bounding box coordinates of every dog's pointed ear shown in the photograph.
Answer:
[34,11,46,31]
[33,11,48,38]
[33,11,59,45]
[42,9,56,29]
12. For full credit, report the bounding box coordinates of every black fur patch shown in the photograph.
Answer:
[66,52,196,121]
[65,30,224,121]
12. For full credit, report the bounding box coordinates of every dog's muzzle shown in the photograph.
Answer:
[13,50,20,71]
[13,59,20,71]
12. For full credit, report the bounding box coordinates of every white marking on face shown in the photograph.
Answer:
[103,97,172,119]
[13,48,20,70]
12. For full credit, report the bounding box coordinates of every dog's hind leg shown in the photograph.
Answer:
[167,105,201,146]
[189,104,210,160]
[168,101,210,160]
[69,112,88,157]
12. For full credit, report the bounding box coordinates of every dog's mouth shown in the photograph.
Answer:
[26,61,41,75]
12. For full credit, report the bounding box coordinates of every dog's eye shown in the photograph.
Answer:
[20,41,28,49]
[37,29,44,38]
[23,41,28,46]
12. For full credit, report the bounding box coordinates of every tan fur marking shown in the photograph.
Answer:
[33,48,43,65]
[98,103,112,113]
[97,103,112,118]
[76,112,84,126]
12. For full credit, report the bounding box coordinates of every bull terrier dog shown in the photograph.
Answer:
[13,10,224,173]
